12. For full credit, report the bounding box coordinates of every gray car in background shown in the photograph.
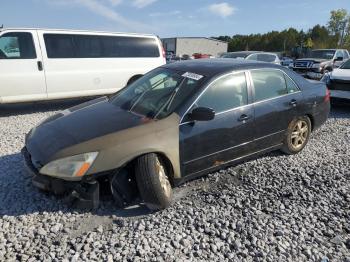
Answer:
[222,51,281,64]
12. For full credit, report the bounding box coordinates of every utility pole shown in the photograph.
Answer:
[339,21,347,47]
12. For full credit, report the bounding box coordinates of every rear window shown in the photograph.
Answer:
[44,33,160,58]
[251,69,288,102]
[247,53,276,62]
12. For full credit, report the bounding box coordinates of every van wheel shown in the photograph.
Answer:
[135,154,173,210]
[281,116,311,155]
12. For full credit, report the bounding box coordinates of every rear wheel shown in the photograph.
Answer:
[281,116,311,155]
[135,154,173,210]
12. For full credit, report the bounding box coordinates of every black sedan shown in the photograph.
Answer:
[23,59,330,210]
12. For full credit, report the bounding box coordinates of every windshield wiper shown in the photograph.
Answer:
[154,77,186,119]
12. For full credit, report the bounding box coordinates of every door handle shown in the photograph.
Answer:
[289,99,297,107]
[37,61,43,71]
[238,114,251,122]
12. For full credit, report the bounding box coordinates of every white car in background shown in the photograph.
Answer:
[322,59,350,100]
[0,28,166,104]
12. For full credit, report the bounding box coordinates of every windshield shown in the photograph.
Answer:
[340,59,350,69]
[308,50,335,59]
[222,52,249,59]
[110,68,203,119]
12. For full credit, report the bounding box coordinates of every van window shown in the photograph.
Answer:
[0,32,36,59]
[44,34,75,58]
[196,72,248,113]
[74,35,102,58]
[251,69,288,102]
[101,36,159,57]
[44,33,160,58]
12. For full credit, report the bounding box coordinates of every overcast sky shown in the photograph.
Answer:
[0,0,349,37]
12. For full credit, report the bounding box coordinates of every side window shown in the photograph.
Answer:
[284,75,299,94]
[335,50,343,59]
[44,34,75,58]
[0,32,36,59]
[344,51,349,59]
[74,35,102,58]
[196,72,248,113]
[251,69,287,102]
[257,54,276,62]
[246,53,258,61]
[101,36,160,58]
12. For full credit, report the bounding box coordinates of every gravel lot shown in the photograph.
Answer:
[0,100,349,262]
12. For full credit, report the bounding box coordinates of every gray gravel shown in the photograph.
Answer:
[0,100,349,262]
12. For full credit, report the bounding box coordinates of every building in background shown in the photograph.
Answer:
[161,37,228,58]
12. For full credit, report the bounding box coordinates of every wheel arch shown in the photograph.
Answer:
[305,114,314,131]
[127,74,143,86]
[118,151,176,185]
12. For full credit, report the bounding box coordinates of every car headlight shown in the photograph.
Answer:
[40,152,98,178]
[321,73,331,85]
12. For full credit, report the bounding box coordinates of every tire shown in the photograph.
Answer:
[281,116,311,155]
[135,153,173,210]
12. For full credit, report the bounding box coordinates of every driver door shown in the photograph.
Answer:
[0,30,47,103]
[179,72,255,177]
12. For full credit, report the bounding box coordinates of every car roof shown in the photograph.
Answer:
[162,58,282,77]
[225,51,259,55]
[312,49,337,51]
[0,27,156,37]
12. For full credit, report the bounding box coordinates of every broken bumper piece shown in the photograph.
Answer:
[22,147,100,210]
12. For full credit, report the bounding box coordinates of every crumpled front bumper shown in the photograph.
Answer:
[22,147,100,209]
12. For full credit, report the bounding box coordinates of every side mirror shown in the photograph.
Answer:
[335,56,343,62]
[189,107,215,121]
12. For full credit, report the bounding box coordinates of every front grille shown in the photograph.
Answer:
[294,61,313,68]
[329,79,350,91]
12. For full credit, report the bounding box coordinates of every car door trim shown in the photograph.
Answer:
[185,142,283,177]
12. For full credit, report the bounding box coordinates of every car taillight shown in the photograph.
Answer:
[324,87,330,102]
[162,46,166,59]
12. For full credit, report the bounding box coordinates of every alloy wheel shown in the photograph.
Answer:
[155,158,172,199]
[290,120,309,150]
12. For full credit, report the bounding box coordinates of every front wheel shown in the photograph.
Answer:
[135,154,173,210]
[281,116,311,155]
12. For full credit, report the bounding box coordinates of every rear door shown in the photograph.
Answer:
[0,30,47,103]
[180,71,255,177]
[249,68,302,150]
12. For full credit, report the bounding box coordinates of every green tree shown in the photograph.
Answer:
[328,9,349,47]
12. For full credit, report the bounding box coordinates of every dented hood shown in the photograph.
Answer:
[25,97,148,165]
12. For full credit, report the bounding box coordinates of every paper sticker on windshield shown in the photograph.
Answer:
[182,72,203,81]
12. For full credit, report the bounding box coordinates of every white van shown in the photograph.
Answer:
[0,28,166,104]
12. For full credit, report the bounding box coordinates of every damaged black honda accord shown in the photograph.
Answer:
[23,59,330,210]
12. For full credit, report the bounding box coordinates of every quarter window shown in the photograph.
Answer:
[0,32,36,59]
[284,75,299,94]
[343,51,349,59]
[251,69,288,102]
[196,72,248,113]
